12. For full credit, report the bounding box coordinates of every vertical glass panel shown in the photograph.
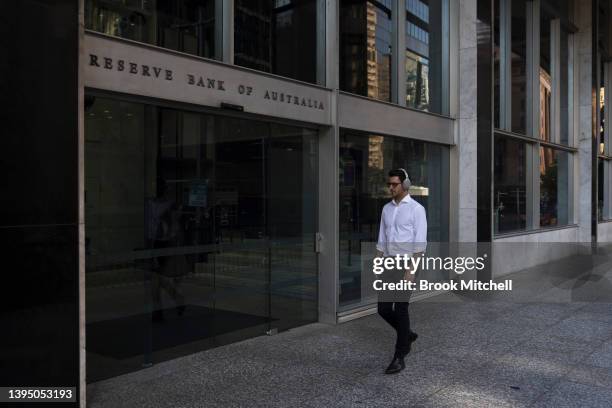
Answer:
[511,0,527,134]
[268,124,318,330]
[405,0,447,113]
[598,159,604,221]
[202,116,270,350]
[539,10,552,141]
[338,131,448,308]
[540,147,569,227]
[85,0,217,59]
[234,0,318,83]
[340,0,393,102]
[493,0,500,128]
[600,62,606,155]
[494,135,527,234]
[560,29,570,145]
[85,98,153,381]
[86,96,318,381]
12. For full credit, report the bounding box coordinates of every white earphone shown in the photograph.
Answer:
[398,168,411,191]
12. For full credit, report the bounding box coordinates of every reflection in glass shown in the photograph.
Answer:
[540,147,569,227]
[600,62,606,155]
[560,29,571,144]
[405,0,446,113]
[494,136,527,234]
[338,131,448,308]
[234,0,317,83]
[493,0,500,128]
[340,0,393,102]
[85,0,216,59]
[511,0,527,134]
[599,159,605,221]
[85,96,317,381]
[539,10,552,141]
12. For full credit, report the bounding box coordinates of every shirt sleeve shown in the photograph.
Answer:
[376,208,386,253]
[413,205,427,253]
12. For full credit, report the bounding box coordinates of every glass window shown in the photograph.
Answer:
[405,0,447,113]
[494,135,527,234]
[599,159,605,221]
[340,0,393,102]
[234,0,318,83]
[511,0,527,134]
[540,146,569,227]
[493,0,500,129]
[338,131,449,308]
[600,62,606,155]
[85,0,217,59]
[560,28,571,145]
[539,10,552,141]
[85,96,318,381]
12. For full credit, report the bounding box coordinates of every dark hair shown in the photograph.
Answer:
[388,169,406,182]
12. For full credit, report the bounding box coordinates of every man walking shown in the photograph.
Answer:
[377,168,427,374]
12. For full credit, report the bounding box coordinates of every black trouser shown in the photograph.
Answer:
[377,301,414,357]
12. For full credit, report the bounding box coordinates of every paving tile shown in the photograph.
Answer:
[513,303,575,323]
[353,352,480,407]
[419,383,530,408]
[544,317,612,342]
[507,335,595,365]
[565,364,612,389]
[586,341,612,369]
[574,302,612,316]
[468,353,571,399]
[533,380,612,408]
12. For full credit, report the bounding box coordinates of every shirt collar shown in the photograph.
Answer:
[391,193,412,206]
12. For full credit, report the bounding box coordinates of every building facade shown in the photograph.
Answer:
[1,0,610,406]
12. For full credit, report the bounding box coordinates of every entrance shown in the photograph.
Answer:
[85,97,318,382]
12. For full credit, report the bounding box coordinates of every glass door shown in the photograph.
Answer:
[212,117,271,345]
[85,97,318,382]
[267,124,318,331]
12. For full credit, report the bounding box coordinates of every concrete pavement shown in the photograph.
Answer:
[88,251,612,407]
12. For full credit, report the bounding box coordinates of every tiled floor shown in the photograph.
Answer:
[87,252,612,407]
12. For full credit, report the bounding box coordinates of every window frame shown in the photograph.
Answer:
[493,0,577,237]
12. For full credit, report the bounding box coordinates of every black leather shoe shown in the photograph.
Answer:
[403,332,419,354]
[384,355,405,374]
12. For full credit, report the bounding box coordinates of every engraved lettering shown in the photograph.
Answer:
[153,67,162,77]
[129,63,138,74]
[217,80,225,91]
[142,65,150,76]
[89,54,100,67]
[104,57,113,69]
[197,77,205,87]
[264,90,270,100]
[117,60,125,71]
[207,78,215,88]
[165,70,173,80]
[188,74,195,84]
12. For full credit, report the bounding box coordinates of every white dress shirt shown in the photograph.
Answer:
[376,194,427,256]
